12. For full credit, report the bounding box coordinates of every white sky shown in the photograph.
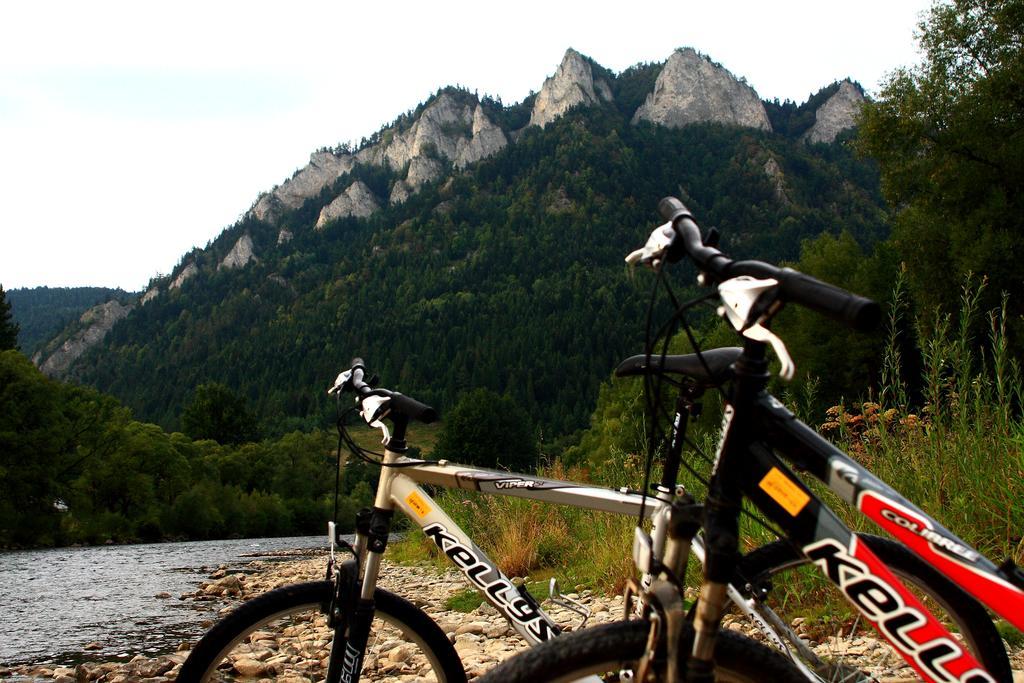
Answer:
[0,0,931,291]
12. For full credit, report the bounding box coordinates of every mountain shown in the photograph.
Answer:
[7,287,132,355]
[37,48,882,437]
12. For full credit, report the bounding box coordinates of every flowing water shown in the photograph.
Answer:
[0,536,327,667]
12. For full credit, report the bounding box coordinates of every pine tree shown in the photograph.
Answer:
[0,285,19,351]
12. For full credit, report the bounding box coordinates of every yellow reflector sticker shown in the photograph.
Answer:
[759,467,810,516]
[406,490,432,518]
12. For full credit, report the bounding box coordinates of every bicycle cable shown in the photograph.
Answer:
[334,400,442,469]
[637,267,717,525]
[637,264,786,541]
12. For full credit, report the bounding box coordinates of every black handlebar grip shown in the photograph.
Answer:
[658,196,692,223]
[389,393,439,424]
[777,269,881,332]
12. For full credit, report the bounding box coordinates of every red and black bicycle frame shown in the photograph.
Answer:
[708,342,1023,683]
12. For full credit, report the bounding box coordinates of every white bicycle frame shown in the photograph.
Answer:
[345,435,821,679]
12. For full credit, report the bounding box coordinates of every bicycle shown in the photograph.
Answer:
[475,197,1023,682]
[178,357,809,681]
[178,366,1010,681]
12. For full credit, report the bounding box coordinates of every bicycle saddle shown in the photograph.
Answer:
[614,347,742,387]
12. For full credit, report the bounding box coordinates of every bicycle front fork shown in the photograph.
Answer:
[325,504,394,683]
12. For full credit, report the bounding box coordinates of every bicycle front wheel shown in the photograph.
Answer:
[739,534,1011,682]
[475,618,806,682]
[178,581,466,683]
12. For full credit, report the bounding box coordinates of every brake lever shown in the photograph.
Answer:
[718,277,795,381]
[625,222,675,271]
[328,369,353,395]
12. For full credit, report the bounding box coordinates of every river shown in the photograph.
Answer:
[0,536,328,667]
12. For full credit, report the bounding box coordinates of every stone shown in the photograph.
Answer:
[389,180,413,206]
[140,286,159,305]
[387,644,415,663]
[380,93,479,171]
[74,662,100,681]
[34,299,134,378]
[231,658,270,677]
[632,48,771,131]
[458,105,508,167]
[204,573,243,597]
[251,151,355,223]
[315,180,381,229]
[132,658,174,677]
[802,80,866,144]
[763,155,791,205]
[169,262,197,290]
[454,621,487,635]
[256,91,508,220]
[218,233,256,271]
[405,156,445,190]
[530,48,613,128]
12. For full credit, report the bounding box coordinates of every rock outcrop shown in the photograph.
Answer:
[219,234,256,270]
[530,48,613,128]
[802,80,865,144]
[140,286,160,305]
[34,300,134,378]
[462,105,509,164]
[389,180,413,205]
[251,152,355,223]
[632,48,771,131]
[250,93,507,225]
[169,262,198,290]
[315,181,381,228]
[763,155,791,205]
[372,93,508,174]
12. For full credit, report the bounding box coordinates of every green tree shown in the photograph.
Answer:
[0,350,68,544]
[0,285,19,351]
[433,388,539,472]
[773,232,895,407]
[858,0,1024,319]
[181,382,259,445]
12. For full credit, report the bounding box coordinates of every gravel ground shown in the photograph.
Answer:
[2,551,1020,681]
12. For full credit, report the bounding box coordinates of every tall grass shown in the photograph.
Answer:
[392,459,639,593]
[832,275,1024,564]
[392,275,1023,600]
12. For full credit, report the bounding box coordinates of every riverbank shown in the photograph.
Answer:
[0,550,577,681]
[2,551,1021,681]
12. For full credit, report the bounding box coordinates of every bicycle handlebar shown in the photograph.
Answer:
[657,197,880,332]
[330,359,439,424]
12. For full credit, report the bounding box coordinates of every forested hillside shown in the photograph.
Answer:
[72,107,886,438]
[8,286,130,354]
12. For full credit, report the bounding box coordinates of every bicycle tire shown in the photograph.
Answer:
[178,580,467,683]
[475,617,807,682]
[739,533,1012,682]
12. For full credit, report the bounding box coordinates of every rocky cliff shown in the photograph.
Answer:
[373,93,508,174]
[529,48,613,128]
[218,233,257,270]
[250,92,507,222]
[251,152,355,223]
[803,80,865,144]
[34,299,134,377]
[632,48,771,131]
[243,49,870,234]
[170,262,198,290]
[316,181,381,228]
